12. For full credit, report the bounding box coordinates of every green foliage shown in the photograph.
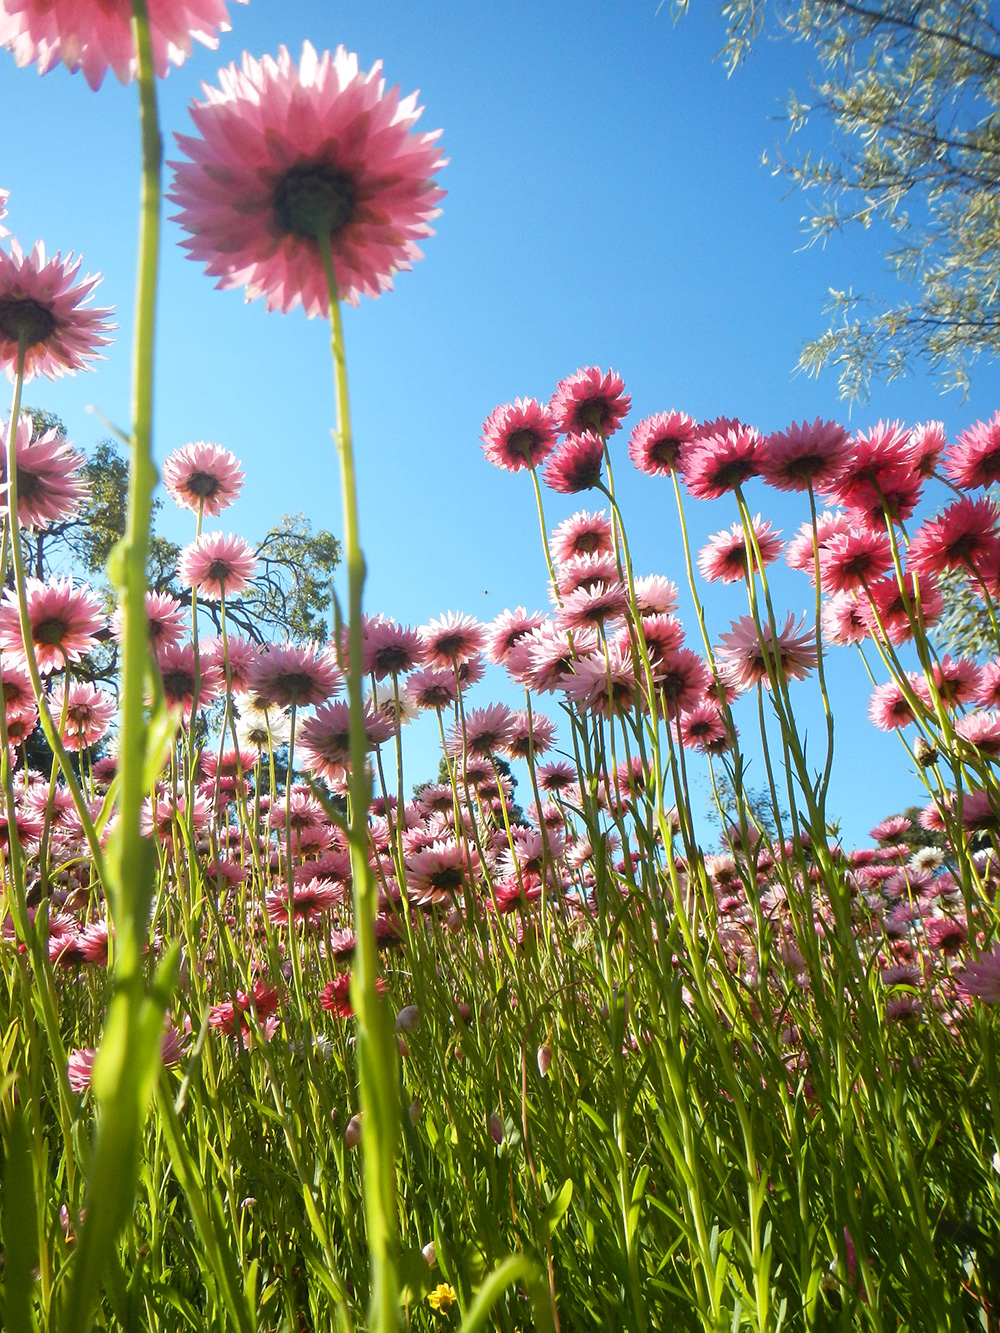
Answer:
[234,510,341,643]
[676,0,1000,398]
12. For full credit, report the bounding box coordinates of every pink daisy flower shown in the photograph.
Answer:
[298,699,394,779]
[760,417,849,492]
[406,839,480,904]
[549,366,630,438]
[697,515,782,584]
[859,575,943,646]
[716,614,818,693]
[907,496,1000,579]
[870,815,912,842]
[826,419,912,509]
[627,409,697,476]
[676,700,730,754]
[926,654,982,710]
[481,397,557,472]
[419,612,485,668]
[156,640,224,714]
[955,709,1000,757]
[650,647,711,714]
[405,667,459,711]
[111,588,187,651]
[170,43,446,313]
[818,527,892,595]
[484,607,547,666]
[785,510,851,577]
[551,551,618,601]
[0,658,34,713]
[867,679,920,731]
[1,414,88,529]
[557,580,629,632]
[542,431,605,494]
[633,612,685,669]
[909,420,947,479]
[633,574,680,615]
[957,946,1000,1004]
[162,441,244,516]
[51,681,114,750]
[446,702,515,759]
[977,659,1000,709]
[513,624,596,693]
[67,1047,97,1094]
[360,614,424,679]
[200,632,259,692]
[549,509,614,565]
[177,531,257,601]
[503,709,556,760]
[942,412,1000,490]
[563,644,638,717]
[0,0,243,88]
[0,240,114,381]
[249,642,342,709]
[265,879,343,927]
[0,576,103,674]
[683,424,761,500]
[821,591,869,646]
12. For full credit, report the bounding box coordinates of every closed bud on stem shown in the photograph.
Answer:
[344,1112,363,1148]
[537,1043,553,1077]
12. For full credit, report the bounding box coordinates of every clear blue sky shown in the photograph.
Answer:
[2,0,997,845]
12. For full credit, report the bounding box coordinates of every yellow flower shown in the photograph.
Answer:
[426,1282,458,1315]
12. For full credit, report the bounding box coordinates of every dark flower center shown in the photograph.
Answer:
[430,866,464,892]
[186,471,221,499]
[276,671,315,699]
[33,617,67,646]
[0,297,57,348]
[162,670,195,698]
[650,436,683,467]
[273,167,357,240]
[207,559,235,585]
[506,429,536,460]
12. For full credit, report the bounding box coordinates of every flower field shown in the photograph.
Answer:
[2,5,1000,1333]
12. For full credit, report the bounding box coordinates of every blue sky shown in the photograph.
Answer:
[1,0,997,845]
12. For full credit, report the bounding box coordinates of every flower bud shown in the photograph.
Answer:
[537,1043,553,1077]
[395,1005,420,1033]
[397,1035,409,1058]
[344,1113,362,1148]
[408,1098,422,1125]
[422,1241,436,1266]
[489,1112,504,1145]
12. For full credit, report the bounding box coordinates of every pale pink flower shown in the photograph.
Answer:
[360,614,424,679]
[446,703,515,759]
[633,574,680,615]
[683,423,761,500]
[177,531,257,601]
[170,43,446,312]
[298,699,394,779]
[200,632,259,691]
[0,658,34,713]
[0,576,103,674]
[156,640,224,714]
[481,397,557,472]
[543,431,605,493]
[563,644,638,716]
[551,551,618,601]
[265,879,343,927]
[760,417,849,492]
[627,409,697,476]
[955,710,1000,757]
[0,0,243,88]
[503,709,556,760]
[821,591,869,646]
[549,367,630,438]
[248,642,342,708]
[957,946,1000,1004]
[909,420,946,478]
[1,414,88,528]
[419,612,485,668]
[67,1047,97,1094]
[859,575,942,646]
[867,679,920,731]
[977,660,1000,709]
[51,681,114,750]
[484,607,546,665]
[925,654,982,710]
[551,512,614,569]
[650,647,711,714]
[697,515,782,584]
[162,441,244,516]
[0,240,113,381]
[557,580,629,632]
[716,614,818,692]
[111,589,187,650]
[406,839,479,904]
[785,510,851,577]
[405,667,459,711]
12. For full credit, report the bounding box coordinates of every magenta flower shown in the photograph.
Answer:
[543,431,605,494]
[156,640,224,714]
[909,420,947,478]
[683,424,761,500]
[67,1047,97,1094]
[957,946,1000,1004]
[484,607,547,666]
[0,0,243,88]
[867,679,920,731]
[557,581,629,632]
[716,614,818,693]
[1,413,88,529]
[0,240,113,381]
[298,699,394,780]
[628,409,697,477]
[549,367,630,438]
[170,43,446,313]
[162,440,244,516]
[177,531,257,601]
[51,681,115,750]
[265,879,343,927]
[405,667,459,712]
[697,515,782,585]
[943,412,1000,490]
[248,642,342,709]
[481,397,557,472]
[359,614,425,679]
[0,575,103,674]
[760,417,849,492]
[908,496,1000,579]
[650,647,711,715]
[818,527,892,595]
[446,703,515,759]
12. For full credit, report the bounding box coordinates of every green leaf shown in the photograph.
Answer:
[3,1106,38,1333]
[542,1178,573,1234]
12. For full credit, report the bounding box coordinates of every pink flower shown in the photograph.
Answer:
[557,580,629,632]
[67,1047,97,1094]
[405,667,459,711]
[248,642,342,708]
[760,417,849,492]
[446,703,515,759]
[542,431,605,494]
[162,441,244,516]
[957,946,1000,1004]
[650,647,711,714]
[201,632,259,692]
[859,575,942,646]
[716,614,818,693]
[156,640,224,714]
[551,550,618,600]
[867,678,921,731]
[549,367,630,438]
[481,398,557,472]
[827,420,913,512]
[360,614,424,679]
[111,589,187,651]
[265,879,343,927]
[821,591,869,646]
[51,681,114,750]
[419,612,485,669]
[697,515,782,584]
[907,496,1000,578]
[503,709,556,759]
[818,527,892,595]
[170,43,446,313]
[943,412,1000,490]
[0,240,113,381]
[627,409,697,476]
[0,576,103,674]
[563,644,638,717]
[676,700,729,753]
[298,699,394,779]
[484,607,547,665]
[633,574,680,615]
[549,509,614,565]
[177,531,257,601]
[0,0,243,88]
[406,839,479,903]
[1,414,88,528]
[785,510,851,578]
[909,420,946,478]
[683,424,761,500]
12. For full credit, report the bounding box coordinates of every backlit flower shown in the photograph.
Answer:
[550,509,614,565]
[907,496,1000,579]
[419,612,485,669]
[177,531,257,600]
[162,440,244,516]
[683,424,761,500]
[543,431,605,494]
[943,412,1000,490]
[549,366,630,438]
[628,409,697,476]
[0,576,103,674]
[170,42,446,312]
[298,699,394,779]
[697,515,782,584]
[0,240,113,381]
[0,0,243,88]
[248,642,342,708]
[481,397,556,472]
[1,413,88,529]
[716,614,817,693]
[760,417,849,492]
[50,681,114,750]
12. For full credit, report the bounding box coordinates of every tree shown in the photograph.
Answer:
[682,0,1000,398]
